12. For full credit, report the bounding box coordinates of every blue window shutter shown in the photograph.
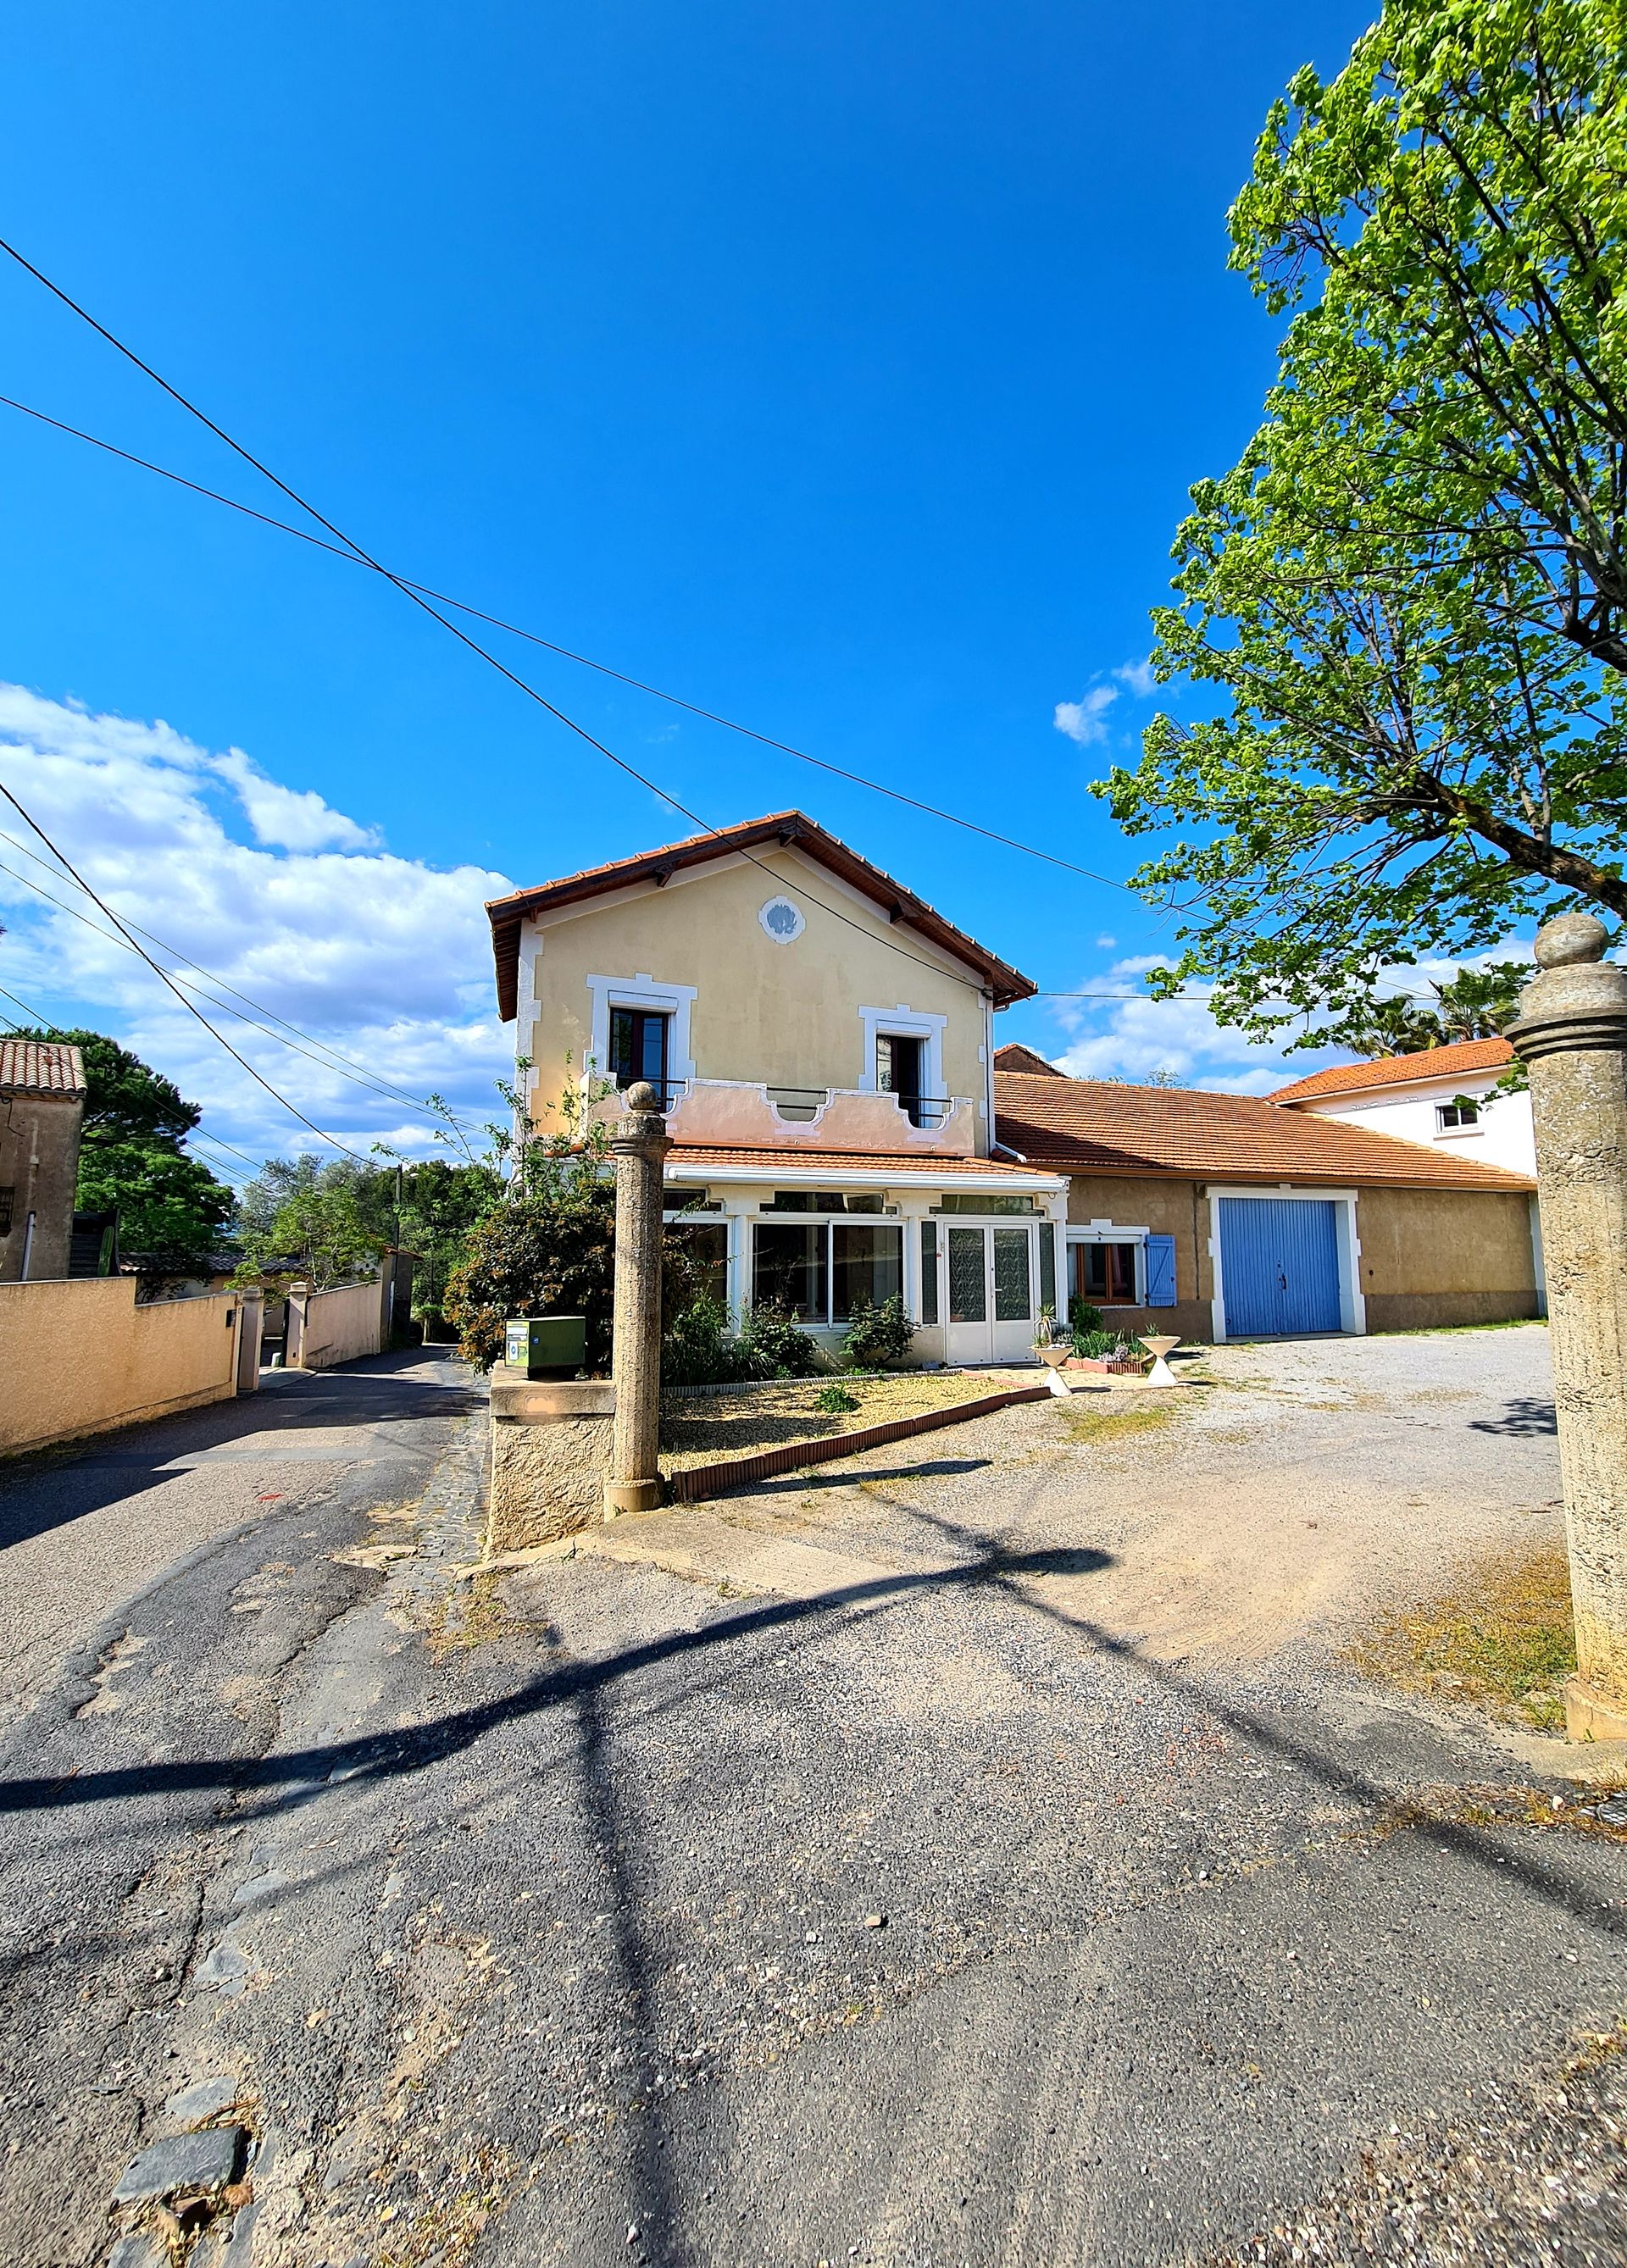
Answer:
[1145,1234,1176,1308]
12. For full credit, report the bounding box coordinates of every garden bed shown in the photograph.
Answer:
[659,1371,1004,1470]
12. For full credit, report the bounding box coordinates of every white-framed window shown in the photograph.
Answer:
[751,1203,903,1327]
[584,972,697,1105]
[858,1004,948,1127]
[1435,1099,1481,1132]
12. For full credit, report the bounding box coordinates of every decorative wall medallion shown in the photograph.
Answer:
[758,895,805,943]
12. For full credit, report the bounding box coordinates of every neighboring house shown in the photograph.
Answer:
[486,816,1544,1356]
[1267,1038,1535,1178]
[0,1040,87,1284]
[487,812,1072,1365]
[994,1064,1541,1343]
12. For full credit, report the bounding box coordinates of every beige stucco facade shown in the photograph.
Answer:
[0,1276,243,1455]
[1063,1173,1539,1341]
[1355,1185,1541,1332]
[517,846,994,1153]
[0,1091,83,1284]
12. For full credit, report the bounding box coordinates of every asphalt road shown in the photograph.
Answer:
[0,1330,1623,2268]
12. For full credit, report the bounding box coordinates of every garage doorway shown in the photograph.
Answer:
[1217,1196,1342,1337]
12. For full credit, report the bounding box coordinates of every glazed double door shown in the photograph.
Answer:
[943,1223,1036,1365]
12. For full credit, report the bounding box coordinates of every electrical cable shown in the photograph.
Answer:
[0,386,1133,894]
[0,772,373,1162]
[0,979,47,1024]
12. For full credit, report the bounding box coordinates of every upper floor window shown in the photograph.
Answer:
[610,1006,671,1101]
[1436,1100,1480,1132]
[876,1032,927,1126]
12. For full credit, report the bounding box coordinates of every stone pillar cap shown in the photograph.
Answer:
[1535,912,1611,968]
[1508,910,1627,1060]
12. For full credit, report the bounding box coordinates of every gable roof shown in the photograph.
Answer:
[994,1067,1534,1192]
[0,1039,86,1098]
[992,1042,1063,1076]
[1269,1037,1515,1106]
[485,811,1036,1019]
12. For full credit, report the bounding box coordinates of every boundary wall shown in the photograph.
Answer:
[0,1277,243,1455]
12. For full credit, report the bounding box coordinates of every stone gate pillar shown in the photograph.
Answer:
[1507,912,1627,1739]
[605,1080,671,1517]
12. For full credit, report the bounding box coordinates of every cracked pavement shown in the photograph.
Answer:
[1,1329,1624,2267]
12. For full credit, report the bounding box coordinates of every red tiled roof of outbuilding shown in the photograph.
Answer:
[0,1039,86,1098]
[993,1068,1534,1192]
[1268,1037,1514,1106]
[991,1043,1063,1076]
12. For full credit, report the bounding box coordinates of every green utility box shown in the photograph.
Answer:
[504,1315,587,1378]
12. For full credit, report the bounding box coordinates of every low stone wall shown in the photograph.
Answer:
[487,1370,616,1554]
[0,1277,242,1456]
[287,1278,384,1372]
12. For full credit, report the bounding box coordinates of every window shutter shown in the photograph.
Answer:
[1145,1234,1176,1308]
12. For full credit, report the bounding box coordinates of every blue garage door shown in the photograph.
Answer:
[1218,1197,1341,1338]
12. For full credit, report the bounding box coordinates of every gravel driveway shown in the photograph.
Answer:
[3,1324,1622,2268]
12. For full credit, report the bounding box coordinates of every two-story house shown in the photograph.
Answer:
[487,813,1546,1356]
[485,812,1072,1363]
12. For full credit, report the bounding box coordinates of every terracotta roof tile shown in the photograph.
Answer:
[665,1143,1061,1182]
[1268,1037,1514,1106]
[486,811,1036,1018]
[993,1068,1534,1192]
[0,1039,86,1097]
[991,1043,1063,1076]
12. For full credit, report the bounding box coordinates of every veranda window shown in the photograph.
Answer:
[752,1217,903,1326]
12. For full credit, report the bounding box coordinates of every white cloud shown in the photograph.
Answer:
[211,747,379,851]
[1053,687,1118,745]
[0,685,514,1171]
[1093,933,1117,951]
[1052,657,1158,748]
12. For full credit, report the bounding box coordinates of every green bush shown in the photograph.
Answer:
[661,1297,822,1386]
[741,1303,821,1378]
[444,1173,614,1371]
[840,1293,915,1370]
[1073,1328,1120,1359]
[1069,1296,1105,1337]
[815,1382,861,1417]
[663,1297,754,1387]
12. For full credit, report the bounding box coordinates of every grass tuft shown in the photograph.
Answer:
[1053,1398,1178,1445]
[1344,1543,1575,1729]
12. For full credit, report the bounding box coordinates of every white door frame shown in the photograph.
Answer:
[942,1220,1036,1364]
[1206,1186,1366,1343]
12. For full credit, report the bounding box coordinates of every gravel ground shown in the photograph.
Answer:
[3,1323,1623,2268]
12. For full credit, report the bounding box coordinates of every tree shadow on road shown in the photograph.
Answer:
[1469,1397,1558,1436]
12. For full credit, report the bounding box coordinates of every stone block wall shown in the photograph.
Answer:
[487,1372,617,1553]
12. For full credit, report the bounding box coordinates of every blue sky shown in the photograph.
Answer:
[0,1,1383,1173]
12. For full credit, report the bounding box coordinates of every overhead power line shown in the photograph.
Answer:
[0,253,1047,1001]
[0,387,1134,897]
[0,979,47,1025]
[0,772,373,1163]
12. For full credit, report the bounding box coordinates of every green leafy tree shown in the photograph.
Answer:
[10,1026,236,1265]
[236,1156,385,1291]
[1102,1,1627,1045]
[1319,960,1530,1056]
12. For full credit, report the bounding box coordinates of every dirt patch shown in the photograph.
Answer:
[1343,1542,1575,1731]
[659,1372,1002,1472]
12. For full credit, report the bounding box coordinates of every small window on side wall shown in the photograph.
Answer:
[1074,1240,1139,1305]
[1436,1099,1480,1131]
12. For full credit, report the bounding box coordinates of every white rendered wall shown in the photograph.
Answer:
[1296,1073,1535,1178]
